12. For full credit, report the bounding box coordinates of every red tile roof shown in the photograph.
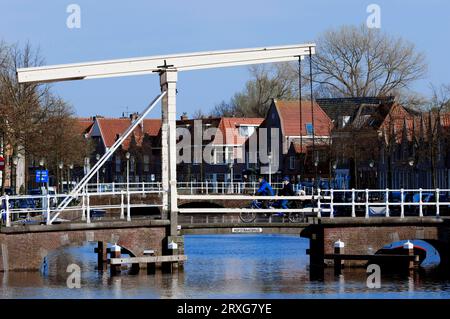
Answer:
[274,100,332,136]
[216,117,264,145]
[96,118,161,149]
[74,118,94,136]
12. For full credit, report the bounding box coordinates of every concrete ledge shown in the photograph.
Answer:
[0,219,170,234]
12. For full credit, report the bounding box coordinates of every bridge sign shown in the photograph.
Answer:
[232,227,263,234]
[0,156,4,171]
[35,170,49,183]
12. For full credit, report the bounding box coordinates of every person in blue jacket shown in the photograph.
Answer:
[256,176,274,196]
[255,176,274,209]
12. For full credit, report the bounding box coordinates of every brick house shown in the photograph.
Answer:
[88,114,162,183]
[317,97,396,188]
[378,107,450,189]
[176,116,264,183]
[83,113,263,184]
[258,99,333,181]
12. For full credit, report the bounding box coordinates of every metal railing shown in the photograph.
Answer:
[1,187,448,227]
[0,188,162,227]
[84,181,311,195]
[316,188,450,219]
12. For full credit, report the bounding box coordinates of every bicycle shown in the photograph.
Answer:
[239,199,303,223]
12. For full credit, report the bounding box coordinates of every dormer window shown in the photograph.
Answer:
[238,125,255,137]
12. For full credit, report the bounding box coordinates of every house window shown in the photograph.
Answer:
[239,125,255,137]
[143,155,150,172]
[289,156,296,170]
[115,157,121,173]
[306,123,314,135]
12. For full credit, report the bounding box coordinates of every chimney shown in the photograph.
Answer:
[180,112,189,121]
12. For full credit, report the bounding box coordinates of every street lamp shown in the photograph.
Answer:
[58,161,64,193]
[332,161,337,189]
[102,167,106,183]
[68,163,74,192]
[268,152,272,185]
[12,156,18,195]
[95,154,100,192]
[39,158,46,192]
[228,162,234,193]
[125,152,131,192]
[408,157,415,188]
[368,160,375,189]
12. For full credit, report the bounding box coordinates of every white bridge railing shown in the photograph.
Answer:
[84,181,310,194]
[0,189,162,227]
[315,188,450,219]
[0,187,448,227]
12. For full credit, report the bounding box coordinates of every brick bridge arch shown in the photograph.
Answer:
[0,220,168,271]
[301,218,450,268]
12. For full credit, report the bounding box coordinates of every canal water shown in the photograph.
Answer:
[1,234,450,299]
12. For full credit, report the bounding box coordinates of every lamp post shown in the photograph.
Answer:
[12,156,18,195]
[95,154,100,192]
[125,152,130,192]
[332,161,337,189]
[39,158,46,193]
[268,152,272,185]
[58,161,64,193]
[368,160,375,188]
[228,162,234,193]
[314,157,319,187]
[408,158,415,189]
[68,163,74,192]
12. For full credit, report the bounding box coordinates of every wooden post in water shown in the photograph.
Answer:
[144,250,156,275]
[94,241,107,271]
[334,239,345,276]
[110,244,121,276]
[403,240,415,270]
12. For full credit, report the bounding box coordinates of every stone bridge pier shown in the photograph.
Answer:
[0,220,171,272]
[301,217,450,269]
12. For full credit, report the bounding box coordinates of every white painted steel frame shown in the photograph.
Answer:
[48,92,166,224]
[17,44,316,83]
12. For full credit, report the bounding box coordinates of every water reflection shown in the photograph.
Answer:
[0,234,450,298]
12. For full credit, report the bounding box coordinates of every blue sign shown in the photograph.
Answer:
[35,170,49,183]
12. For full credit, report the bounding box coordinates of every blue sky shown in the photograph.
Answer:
[0,0,449,118]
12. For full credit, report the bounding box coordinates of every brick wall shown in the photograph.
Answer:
[0,222,167,271]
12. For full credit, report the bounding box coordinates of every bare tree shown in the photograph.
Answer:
[312,24,427,98]
[213,63,298,118]
[0,42,91,193]
[0,42,50,193]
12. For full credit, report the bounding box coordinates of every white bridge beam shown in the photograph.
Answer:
[17,44,316,83]
[15,43,316,229]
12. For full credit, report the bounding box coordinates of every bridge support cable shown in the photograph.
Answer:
[49,92,166,224]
